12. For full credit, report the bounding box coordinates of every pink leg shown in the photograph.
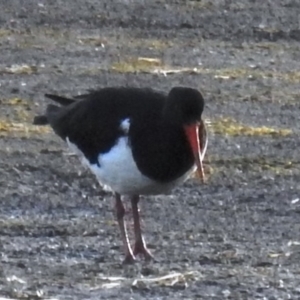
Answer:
[131,195,153,261]
[115,193,136,264]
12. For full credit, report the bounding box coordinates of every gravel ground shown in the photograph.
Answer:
[1,0,300,299]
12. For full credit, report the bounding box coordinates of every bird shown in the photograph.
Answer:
[33,86,208,264]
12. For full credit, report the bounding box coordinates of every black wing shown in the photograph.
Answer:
[33,87,165,165]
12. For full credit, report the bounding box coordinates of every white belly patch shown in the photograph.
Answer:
[65,119,195,195]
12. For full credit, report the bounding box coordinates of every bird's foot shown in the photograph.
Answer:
[133,240,153,261]
[122,252,137,264]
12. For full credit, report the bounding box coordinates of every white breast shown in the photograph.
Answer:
[66,119,195,195]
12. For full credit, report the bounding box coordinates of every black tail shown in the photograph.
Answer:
[45,94,75,106]
[33,94,75,126]
[33,104,62,126]
[33,115,48,125]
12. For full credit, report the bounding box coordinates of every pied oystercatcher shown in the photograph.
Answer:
[33,86,208,263]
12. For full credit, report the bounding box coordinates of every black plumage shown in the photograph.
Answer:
[34,87,204,182]
[34,86,207,263]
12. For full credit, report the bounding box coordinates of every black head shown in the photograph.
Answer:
[163,87,205,126]
[163,86,207,183]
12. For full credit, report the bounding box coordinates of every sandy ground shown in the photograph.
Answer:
[1,0,300,299]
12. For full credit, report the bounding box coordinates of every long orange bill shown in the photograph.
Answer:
[184,121,207,182]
